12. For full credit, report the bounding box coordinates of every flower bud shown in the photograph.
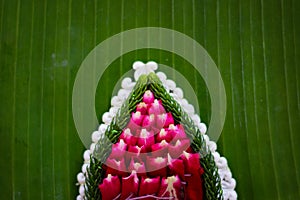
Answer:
[156,112,174,130]
[126,145,147,162]
[142,90,155,104]
[142,114,156,131]
[167,154,185,180]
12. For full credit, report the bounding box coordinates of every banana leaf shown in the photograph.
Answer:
[0,0,299,199]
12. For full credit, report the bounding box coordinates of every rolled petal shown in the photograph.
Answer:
[143,90,155,104]
[148,99,165,115]
[120,128,137,146]
[156,113,174,129]
[120,170,139,200]
[155,128,173,143]
[151,140,169,157]
[169,139,191,159]
[98,174,121,200]
[142,114,156,130]
[105,157,128,177]
[127,111,144,130]
[146,156,167,177]
[128,157,147,176]
[138,177,161,198]
[158,175,182,199]
[136,102,149,115]
[168,124,188,141]
[180,151,201,175]
[167,154,185,180]
[109,139,127,159]
[126,145,147,162]
[137,129,155,151]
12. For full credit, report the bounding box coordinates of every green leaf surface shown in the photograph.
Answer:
[0,0,299,199]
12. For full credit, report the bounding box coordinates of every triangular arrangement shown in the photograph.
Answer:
[76,62,237,200]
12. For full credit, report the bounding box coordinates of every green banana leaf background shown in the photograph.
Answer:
[0,0,299,199]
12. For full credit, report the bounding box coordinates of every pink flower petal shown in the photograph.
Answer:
[146,156,167,177]
[119,128,137,146]
[168,139,191,159]
[127,111,145,130]
[168,124,188,140]
[142,114,156,130]
[109,139,127,159]
[137,129,155,151]
[128,157,147,176]
[143,90,155,104]
[138,177,161,197]
[148,99,165,115]
[156,113,174,129]
[158,175,182,199]
[120,170,139,200]
[155,128,173,143]
[99,174,121,200]
[136,102,149,115]
[151,140,169,157]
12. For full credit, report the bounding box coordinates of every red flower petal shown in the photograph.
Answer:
[185,169,204,200]
[143,90,155,104]
[146,156,167,177]
[120,170,139,200]
[158,175,182,199]
[98,174,121,200]
[180,151,201,175]
[105,157,128,177]
[126,145,147,162]
[138,177,161,197]
[168,154,185,180]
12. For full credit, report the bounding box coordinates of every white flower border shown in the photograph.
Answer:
[76,61,237,200]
